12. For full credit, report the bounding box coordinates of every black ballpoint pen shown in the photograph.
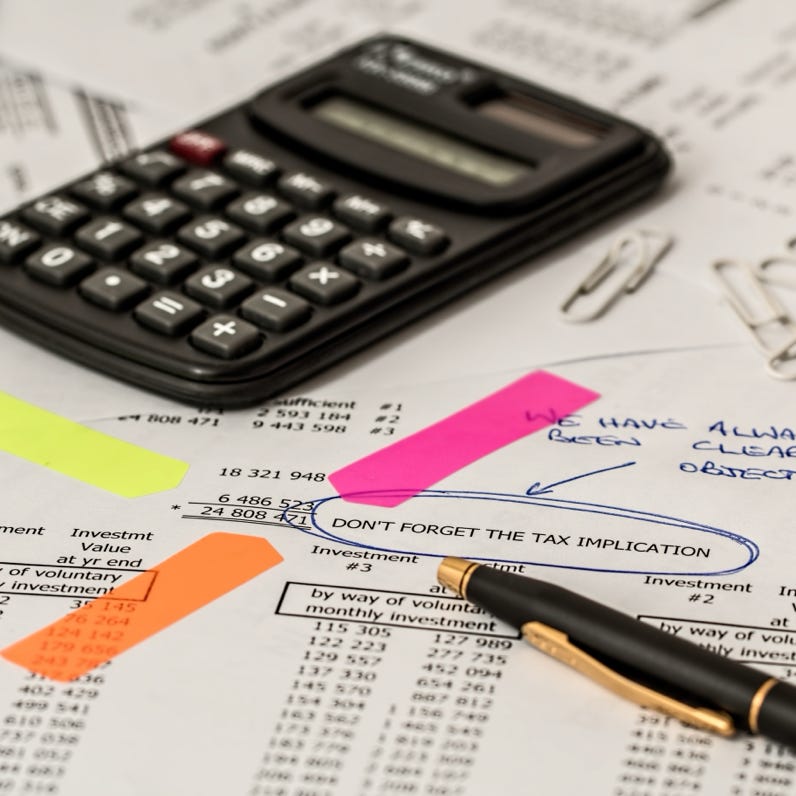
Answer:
[437,557,796,746]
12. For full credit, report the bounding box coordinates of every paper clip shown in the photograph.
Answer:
[768,338,796,380]
[712,258,796,380]
[560,228,673,323]
[757,254,796,290]
[754,248,796,378]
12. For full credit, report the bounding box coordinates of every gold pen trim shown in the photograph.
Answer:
[437,557,480,598]
[748,677,778,734]
[522,621,736,737]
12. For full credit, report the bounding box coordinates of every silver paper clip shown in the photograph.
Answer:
[755,249,796,379]
[560,228,673,323]
[768,337,796,380]
[712,258,796,380]
[757,254,796,291]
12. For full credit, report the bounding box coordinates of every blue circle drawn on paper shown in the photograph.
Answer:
[280,488,759,577]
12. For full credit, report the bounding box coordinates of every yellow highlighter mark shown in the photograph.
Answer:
[0,392,188,497]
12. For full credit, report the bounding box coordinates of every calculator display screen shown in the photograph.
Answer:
[312,95,532,186]
[476,93,606,148]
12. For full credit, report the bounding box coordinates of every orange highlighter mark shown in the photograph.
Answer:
[2,532,282,681]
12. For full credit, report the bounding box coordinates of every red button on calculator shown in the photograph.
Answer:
[170,131,226,166]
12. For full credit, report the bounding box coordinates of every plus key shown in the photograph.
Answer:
[190,315,261,358]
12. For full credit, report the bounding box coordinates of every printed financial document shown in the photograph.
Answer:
[0,333,794,795]
[1,1,796,794]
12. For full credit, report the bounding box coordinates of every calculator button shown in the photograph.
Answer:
[129,241,198,284]
[176,216,246,259]
[123,194,191,234]
[172,169,239,210]
[241,288,311,332]
[20,195,90,236]
[277,172,335,209]
[71,171,138,211]
[388,216,449,255]
[169,131,226,167]
[333,194,391,232]
[226,192,294,234]
[282,216,351,258]
[184,265,253,309]
[119,150,185,186]
[339,239,408,280]
[134,291,204,336]
[190,315,261,359]
[289,262,359,305]
[75,217,143,261]
[25,244,93,286]
[79,267,150,311]
[232,240,302,281]
[223,149,279,187]
[0,220,40,263]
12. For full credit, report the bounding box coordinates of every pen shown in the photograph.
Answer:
[437,557,796,746]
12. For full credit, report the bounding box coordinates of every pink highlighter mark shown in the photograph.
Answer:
[329,370,600,507]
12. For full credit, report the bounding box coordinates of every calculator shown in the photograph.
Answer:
[0,36,670,406]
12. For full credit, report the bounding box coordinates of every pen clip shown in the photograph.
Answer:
[522,621,735,737]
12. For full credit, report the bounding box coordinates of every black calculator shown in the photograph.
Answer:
[0,36,670,406]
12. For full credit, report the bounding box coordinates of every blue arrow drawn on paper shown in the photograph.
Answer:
[525,461,636,496]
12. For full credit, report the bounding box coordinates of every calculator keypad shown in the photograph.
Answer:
[282,216,351,258]
[172,170,239,210]
[333,194,391,232]
[123,194,191,234]
[184,265,253,309]
[191,314,261,359]
[177,216,246,259]
[134,291,204,335]
[79,267,149,311]
[388,217,449,255]
[241,288,311,332]
[233,240,302,281]
[71,172,138,211]
[223,150,279,187]
[226,193,294,233]
[74,218,143,261]
[21,195,90,236]
[278,172,335,209]
[0,220,40,263]
[170,131,227,167]
[0,132,449,375]
[339,239,407,280]
[130,241,198,284]
[191,315,260,359]
[119,150,186,186]
[26,244,94,286]
[289,262,360,305]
